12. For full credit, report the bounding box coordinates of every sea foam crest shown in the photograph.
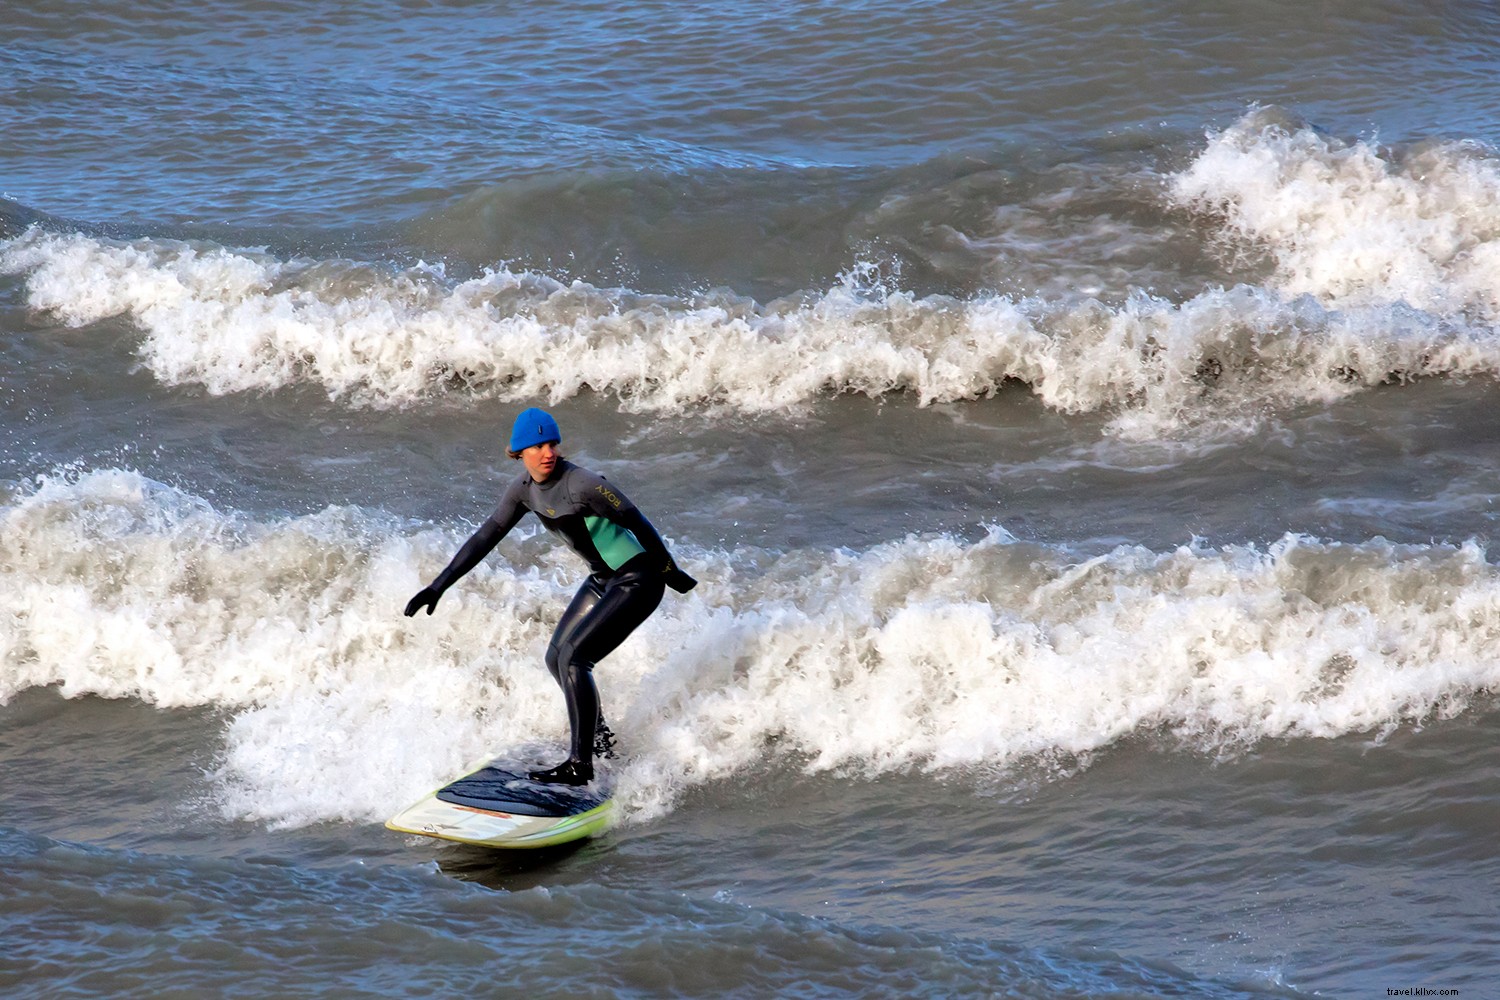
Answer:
[5,470,1499,827]
[1172,108,1500,318]
[6,223,1499,438]
[8,111,1500,434]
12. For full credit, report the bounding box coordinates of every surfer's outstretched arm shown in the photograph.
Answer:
[404,513,517,616]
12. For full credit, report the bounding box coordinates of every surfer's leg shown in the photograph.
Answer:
[547,576,605,687]
[557,568,665,758]
[533,563,664,782]
[547,575,619,756]
[565,568,665,668]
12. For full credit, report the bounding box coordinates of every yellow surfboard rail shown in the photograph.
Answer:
[386,758,614,849]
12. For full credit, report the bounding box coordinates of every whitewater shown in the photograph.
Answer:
[6,2,1500,994]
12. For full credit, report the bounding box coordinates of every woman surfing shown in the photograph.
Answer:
[404,408,695,785]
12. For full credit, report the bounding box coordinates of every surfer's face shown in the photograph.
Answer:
[522,441,560,482]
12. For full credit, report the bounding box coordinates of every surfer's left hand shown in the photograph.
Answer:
[663,561,697,593]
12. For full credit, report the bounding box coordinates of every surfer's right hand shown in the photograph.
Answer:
[404,586,441,617]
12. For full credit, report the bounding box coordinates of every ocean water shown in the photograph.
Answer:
[4,1,1500,995]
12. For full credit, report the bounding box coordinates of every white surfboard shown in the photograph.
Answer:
[386,756,613,849]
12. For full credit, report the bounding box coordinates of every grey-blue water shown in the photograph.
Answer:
[4,2,1500,995]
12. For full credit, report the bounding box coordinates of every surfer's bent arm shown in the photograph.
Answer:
[620,506,667,563]
[613,506,695,590]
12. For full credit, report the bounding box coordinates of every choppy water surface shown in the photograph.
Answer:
[4,1,1500,995]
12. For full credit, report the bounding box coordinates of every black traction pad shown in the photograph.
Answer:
[435,766,611,817]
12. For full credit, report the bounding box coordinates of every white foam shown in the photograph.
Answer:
[1171,108,1500,319]
[5,470,1499,828]
[8,223,1500,439]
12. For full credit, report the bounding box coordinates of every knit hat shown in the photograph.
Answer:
[509,407,561,452]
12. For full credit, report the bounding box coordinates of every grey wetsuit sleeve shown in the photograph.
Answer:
[429,478,529,595]
[613,505,671,567]
[565,466,672,566]
[572,468,695,591]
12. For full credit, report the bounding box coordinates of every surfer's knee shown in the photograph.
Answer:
[552,633,596,677]
[561,648,595,679]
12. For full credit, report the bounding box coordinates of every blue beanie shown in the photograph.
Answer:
[509,407,561,452]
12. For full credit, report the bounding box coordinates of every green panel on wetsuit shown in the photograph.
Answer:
[585,515,646,570]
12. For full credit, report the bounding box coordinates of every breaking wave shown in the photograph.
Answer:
[4,469,1498,827]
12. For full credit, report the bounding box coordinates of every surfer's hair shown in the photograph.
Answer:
[507,446,565,460]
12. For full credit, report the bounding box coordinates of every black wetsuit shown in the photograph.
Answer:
[417,460,691,774]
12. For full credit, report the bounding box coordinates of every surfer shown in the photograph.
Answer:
[403,408,696,785]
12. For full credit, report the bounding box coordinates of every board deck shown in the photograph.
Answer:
[386,757,613,849]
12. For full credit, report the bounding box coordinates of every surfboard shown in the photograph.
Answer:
[386,756,613,849]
